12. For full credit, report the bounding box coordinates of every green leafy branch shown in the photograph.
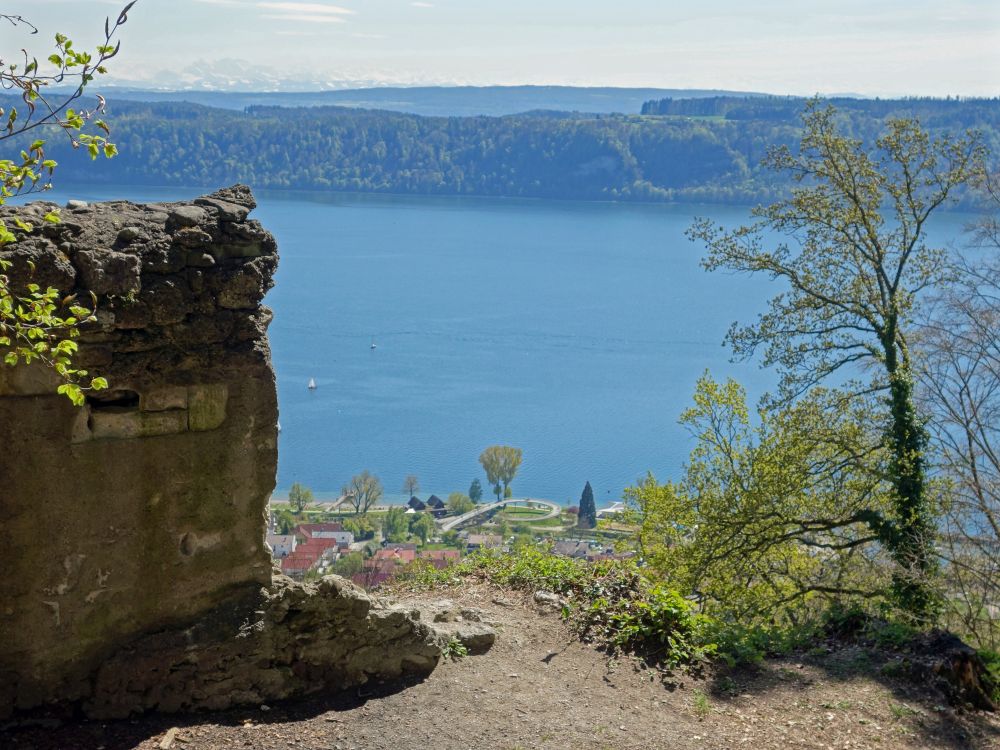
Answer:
[0,247,108,406]
[0,5,135,403]
[0,2,135,199]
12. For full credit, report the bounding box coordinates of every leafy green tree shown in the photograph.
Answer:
[469,478,483,503]
[442,530,462,548]
[330,552,364,577]
[919,201,1000,648]
[288,482,314,514]
[628,374,892,625]
[410,512,436,544]
[343,515,377,541]
[479,445,523,501]
[343,470,383,515]
[383,506,409,542]
[688,102,985,621]
[273,509,295,535]
[0,4,134,405]
[577,482,597,529]
[447,492,475,514]
[402,474,420,497]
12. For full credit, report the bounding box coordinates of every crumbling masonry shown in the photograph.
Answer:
[0,186,441,719]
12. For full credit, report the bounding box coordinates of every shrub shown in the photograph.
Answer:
[977,649,1000,704]
[398,548,714,668]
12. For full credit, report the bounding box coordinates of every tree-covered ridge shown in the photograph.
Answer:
[641,95,1000,127]
[19,96,1000,205]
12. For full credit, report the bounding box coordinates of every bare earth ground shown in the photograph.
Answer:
[5,582,1000,750]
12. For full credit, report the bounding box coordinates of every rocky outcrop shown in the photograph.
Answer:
[0,186,441,719]
[87,575,442,719]
[398,598,498,655]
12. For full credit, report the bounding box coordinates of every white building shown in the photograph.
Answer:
[595,501,626,518]
[266,533,297,558]
[300,522,354,546]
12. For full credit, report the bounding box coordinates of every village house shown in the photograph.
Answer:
[417,549,461,570]
[265,532,297,559]
[407,496,427,511]
[295,522,354,546]
[425,494,448,518]
[464,533,503,552]
[552,539,589,559]
[280,531,349,579]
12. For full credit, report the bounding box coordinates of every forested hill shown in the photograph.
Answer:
[83,85,766,118]
[641,95,1000,128]
[30,96,1000,206]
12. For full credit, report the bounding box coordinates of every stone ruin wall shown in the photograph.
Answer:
[0,186,443,720]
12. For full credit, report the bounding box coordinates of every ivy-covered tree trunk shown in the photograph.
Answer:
[688,102,985,622]
[884,364,939,621]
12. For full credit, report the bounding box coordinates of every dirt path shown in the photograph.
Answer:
[5,583,1000,750]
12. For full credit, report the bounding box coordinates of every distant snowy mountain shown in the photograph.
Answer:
[112,59,454,94]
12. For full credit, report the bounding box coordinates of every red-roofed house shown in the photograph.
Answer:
[417,549,460,569]
[280,537,343,578]
[295,523,353,546]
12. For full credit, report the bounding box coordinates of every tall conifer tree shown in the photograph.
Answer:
[578,481,597,529]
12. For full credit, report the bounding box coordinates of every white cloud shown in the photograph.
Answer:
[257,2,355,14]
[411,2,434,7]
[260,12,348,22]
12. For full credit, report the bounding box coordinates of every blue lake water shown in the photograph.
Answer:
[29,185,975,505]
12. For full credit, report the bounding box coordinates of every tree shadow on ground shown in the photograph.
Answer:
[0,673,428,750]
[703,643,999,750]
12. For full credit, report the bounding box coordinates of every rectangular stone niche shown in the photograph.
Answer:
[73,384,229,443]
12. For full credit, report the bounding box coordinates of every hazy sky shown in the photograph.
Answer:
[10,0,1000,94]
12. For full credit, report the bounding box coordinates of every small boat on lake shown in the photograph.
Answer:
[370,337,377,350]
[308,378,317,390]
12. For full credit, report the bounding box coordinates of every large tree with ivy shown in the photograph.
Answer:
[687,102,985,621]
[0,3,135,404]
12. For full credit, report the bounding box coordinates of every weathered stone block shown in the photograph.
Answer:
[139,238,188,274]
[141,386,189,412]
[116,226,144,243]
[167,205,209,228]
[0,242,77,293]
[146,280,188,326]
[73,249,141,296]
[0,361,63,397]
[173,227,213,247]
[89,408,187,440]
[88,408,143,440]
[75,345,114,369]
[111,299,152,330]
[217,266,266,309]
[188,383,228,431]
[195,197,251,222]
